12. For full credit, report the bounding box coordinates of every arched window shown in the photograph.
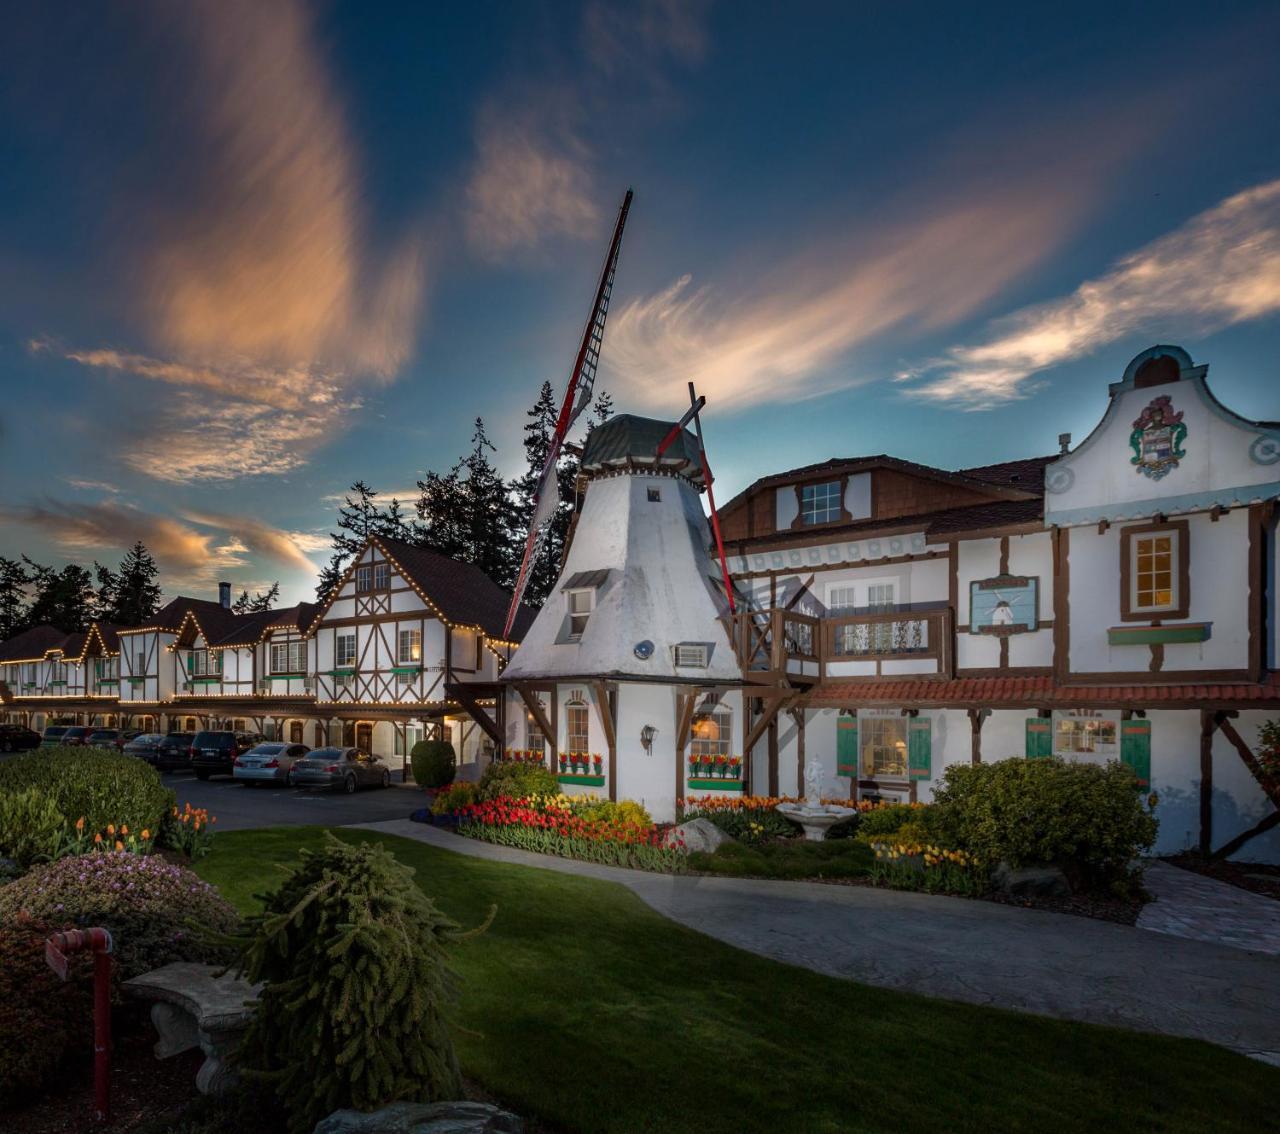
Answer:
[565,697,589,755]
[690,705,732,760]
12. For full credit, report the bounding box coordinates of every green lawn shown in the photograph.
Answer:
[197,828,1278,1134]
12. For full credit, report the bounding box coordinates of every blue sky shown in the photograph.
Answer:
[2,0,1279,604]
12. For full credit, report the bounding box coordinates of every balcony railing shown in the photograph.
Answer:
[731,604,953,683]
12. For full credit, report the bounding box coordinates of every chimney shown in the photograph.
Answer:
[219,581,232,609]
[1058,432,1072,455]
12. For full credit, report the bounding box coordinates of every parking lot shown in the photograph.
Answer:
[162,769,422,831]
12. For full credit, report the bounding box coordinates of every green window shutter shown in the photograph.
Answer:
[1026,718,1053,759]
[908,718,932,780]
[1120,720,1152,789]
[836,713,858,775]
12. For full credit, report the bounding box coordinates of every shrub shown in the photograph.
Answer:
[856,803,921,838]
[576,799,654,827]
[476,759,559,801]
[234,835,468,1134]
[410,740,457,790]
[932,757,1158,893]
[0,852,240,979]
[0,748,174,838]
[0,914,92,1109]
[0,786,66,867]
[681,805,800,843]
[431,782,478,815]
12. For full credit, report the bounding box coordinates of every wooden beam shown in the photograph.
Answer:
[1218,715,1280,811]
[967,707,987,765]
[1199,710,1220,856]
[590,681,617,802]
[768,715,779,797]
[514,684,556,761]
[675,692,697,755]
[742,689,799,761]
[791,707,806,794]
[1211,810,1280,861]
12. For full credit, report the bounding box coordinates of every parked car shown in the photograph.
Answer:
[40,725,71,747]
[86,728,122,749]
[233,742,310,787]
[122,732,166,762]
[57,726,94,747]
[289,747,391,793]
[190,731,260,780]
[0,724,41,752]
[155,732,196,772]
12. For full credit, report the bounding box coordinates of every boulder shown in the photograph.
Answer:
[993,862,1072,899]
[314,1101,523,1134]
[664,817,734,854]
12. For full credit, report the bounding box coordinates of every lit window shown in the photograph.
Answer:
[1055,718,1117,754]
[567,590,594,639]
[399,629,422,664]
[566,699,590,753]
[374,562,390,589]
[355,565,372,592]
[800,480,842,525]
[526,702,546,752]
[861,717,908,777]
[689,706,731,759]
[1133,533,1176,612]
[335,632,357,668]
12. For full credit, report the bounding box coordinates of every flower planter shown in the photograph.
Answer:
[687,778,745,792]
[557,773,606,787]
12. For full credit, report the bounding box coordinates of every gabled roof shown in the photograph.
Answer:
[0,624,70,662]
[208,602,318,648]
[306,536,536,642]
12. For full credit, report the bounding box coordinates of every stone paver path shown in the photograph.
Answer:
[1139,862,1280,956]
[353,819,1280,1065]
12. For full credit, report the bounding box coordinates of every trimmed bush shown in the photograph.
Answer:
[0,852,239,979]
[476,759,559,801]
[0,786,66,867]
[0,914,92,1109]
[234,835,468,1134]
[410,740,457,789]
[577,799,654,827]
[856,803,921,838]
[0,748,174,838]
[932,757,1158,893]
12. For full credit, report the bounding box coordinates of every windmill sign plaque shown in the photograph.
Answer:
[1129,394,1187,481]
[969,575,1038,635]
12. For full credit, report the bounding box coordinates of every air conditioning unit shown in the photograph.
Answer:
[673,643,710,669]
[303,677,314,694]
[257,680,271,695]
[181,680,194,693]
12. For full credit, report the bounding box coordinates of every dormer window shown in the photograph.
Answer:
[800,480,842,525]
[374,562,390,590]
[355,565,372,592]
[567,589,594,640]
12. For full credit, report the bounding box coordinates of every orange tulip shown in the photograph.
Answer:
[93,833,102,844]
[114,840,124,852]
[106,824,115,836]
[121,825,129,836]
[75,816,85,832]
[141,829,150,840]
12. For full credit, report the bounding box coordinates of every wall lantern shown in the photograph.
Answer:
[640,725,656,754]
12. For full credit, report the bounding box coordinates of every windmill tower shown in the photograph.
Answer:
[502,410,746,819]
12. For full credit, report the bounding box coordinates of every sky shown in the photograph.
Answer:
[2,0,1279,605]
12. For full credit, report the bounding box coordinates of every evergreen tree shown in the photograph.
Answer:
[102,543,162,625]
[233,582,280,614]
[509,381,565,607]
[413,467,467,561]
[0,557,29,641]
[592,388,614,425]
[91,562,118,623]
[22,559,95,632]
[315,482,411,602]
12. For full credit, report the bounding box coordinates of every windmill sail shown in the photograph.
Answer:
[504,189,634,638]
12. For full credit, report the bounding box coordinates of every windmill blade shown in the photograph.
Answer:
[504,190,634,639]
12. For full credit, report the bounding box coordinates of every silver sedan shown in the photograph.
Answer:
[233,742,311,786]
[289,747,392,793]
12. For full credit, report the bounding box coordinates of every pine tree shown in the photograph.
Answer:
[316,482,401,602]
[22,559,95,632]
[92,562,118,623]
[458,418,515,586]
[509,381,564,607]
[414,467,467,561]
[103,543,162,625]
[233,582,280,614]
[234,835,472,1134]
[0,557,29,641]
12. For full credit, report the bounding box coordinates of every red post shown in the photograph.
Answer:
[46,927,113,1125]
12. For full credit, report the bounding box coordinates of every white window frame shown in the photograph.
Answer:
[374,561,390,590]
[270,640,307,674]
[335,631,357,668]
[355,565,372,593]
[826,585,857,611]
[800,480,842,525]
[567,589,594,640]
[399,628,422,664]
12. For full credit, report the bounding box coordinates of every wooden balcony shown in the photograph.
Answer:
[731,604,953,686]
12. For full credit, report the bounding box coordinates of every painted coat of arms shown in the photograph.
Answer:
[1129,395,1186,480]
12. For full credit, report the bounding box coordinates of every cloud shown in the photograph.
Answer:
[36,0,430,482]
[582,0,710,75]
[898,179,1280,409]
[1,499,323,586]
[603,180,1108,411]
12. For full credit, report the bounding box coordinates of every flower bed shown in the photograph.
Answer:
[455,795,686,873]
[867,840,986,896]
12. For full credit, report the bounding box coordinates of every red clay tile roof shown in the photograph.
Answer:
[811,673,1280,708]
[377,538,536,641]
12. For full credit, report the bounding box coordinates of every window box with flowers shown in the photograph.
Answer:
[557,751,605,786]
[501,748,548,766]
[687,753,744,792]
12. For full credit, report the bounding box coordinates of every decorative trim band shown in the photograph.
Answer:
[1046,481,1280,527]
[1107,623,1212,646]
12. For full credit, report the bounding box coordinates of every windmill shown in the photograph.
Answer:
[503,189,634,639]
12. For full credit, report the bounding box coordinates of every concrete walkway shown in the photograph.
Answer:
[1140,862,1280,956]
[353,819,1280,1065]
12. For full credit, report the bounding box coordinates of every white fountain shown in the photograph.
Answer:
[777,761,856,841]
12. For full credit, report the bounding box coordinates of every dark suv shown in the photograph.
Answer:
[190,731,260,780]
[155,732,196,772]
[0,724,40,752]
